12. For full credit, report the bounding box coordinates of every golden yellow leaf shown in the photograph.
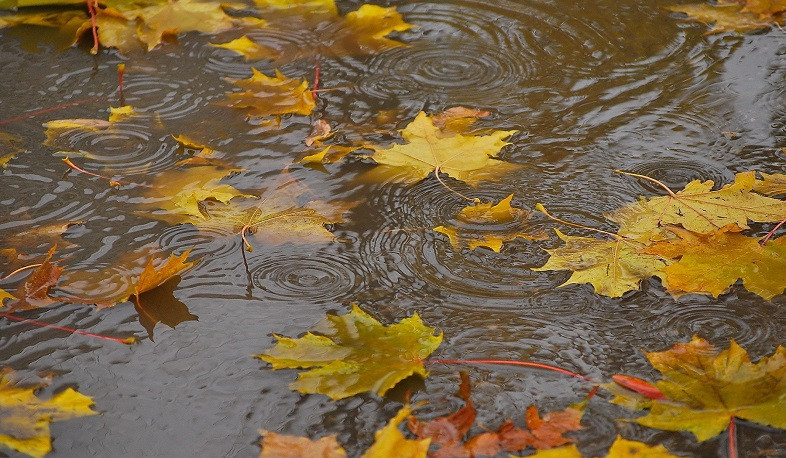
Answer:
[741,0,786,17]
[0,10,89,48]
[667,1,777,34]
[297,145,358,165]
[533,229,668,298]
[0,132,23,168]
[224,68,315,118]
[365,111,519,186]
[753,172,786,196]
[0,288,15,305]
[606,436,677,457]
[434,194,546,252]
[0,376,97,458]
[644,226,786,300]
[258,430,347,458]
[172,134,214,156]
[362,404,430,458]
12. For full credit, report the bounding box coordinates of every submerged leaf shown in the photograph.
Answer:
[365,111,519,186]
[434,194,546,252]
[607,336,786,442]
[407,372,475,453]
[533,229,668,298]
[6,246,62,311]
[0,376,97,458]
[606,436,677,457]
[644,226,786,300]
[224,68,315,119]
[362,404,429,458]
[258,304,442,400]
[258,430,347,458]
[667,1,777,33]
[133,276,197,340]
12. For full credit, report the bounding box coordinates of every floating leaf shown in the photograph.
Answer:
[434,194,546,252]
[533,228,668,298]
[6,246,62,311]
[407,372,475,454]
[258,304,442,400]
[297,145,359,165]
[305,119,332,147]
[609,171,786,242]
[607,336,786,442]
[258,430,347,458]
[362,404,429,458]
[223,68,315,119]
[667,1,777,33]
[754,172,786,196]
[211,0,412,63]
[644,226,786,300]
[430,106,491,134]
[0,132,23,167]
[606,436,677,457]
[133,276,197,340]
[364,111,519,186]
[0,375,97,458]
[0,10,90,49]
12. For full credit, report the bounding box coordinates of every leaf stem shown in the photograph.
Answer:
[62,157,149,188]
[535,203,622,240]
[0,312,135,344]
[0,97,102,126]
[760,218,786,245]
[2,263,43,280]
[311,57,320,100]
[729,417,737,458]
[86,0,100,55]
[614,169,677,197]
[434,167,480,203]
[423,358,591,381]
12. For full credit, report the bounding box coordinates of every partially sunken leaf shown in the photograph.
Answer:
[133,276,197,340]
[224,68,315,118]
[0,376,97,458]
[362,404,429,458]
[365,111,519,186]
[143,166,252,222]
[608,171,786,242]
[0,10,90,49]
[430,106,491,134]
[7,246,62,311]
[667,1,777,33]
[298,145,359,165]
[606,436,677,457]
[533,228,668,298]
[258,430,347,458]
[644,226,786,300]
[0,132,23,168]
[407,372,475,453]
[741,0,786,17]
[607,336,786,442]
[211,1,412,63]
[0,288,14,305]
[434,194,546,252]
[754,172,786,196]
[258,304,442,400]
[172,134,214,156]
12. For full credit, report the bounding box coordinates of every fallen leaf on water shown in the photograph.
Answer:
[605,336,786,442]
[364,111,519,186]
[6,246,62,311]
[0,374,97,458]
[42,105,139,147]
[0,10,89,49]
[643,225,786,300]
[608,171,786,242]
[305,119,332,147]
[434,194,547,252]
[667,0,779,33]
[258,304,442,400]
[407,372,475,454]
[133,276,197,340]
[362,404,429,458]
[0,132,23,167]
[297,144,359,165]
[223,68,315,119]
[211,0,413,63]
[753,171,786,196]
[606,436,677,457]
[430,106,491,134]
[258,430,347,458]
[532,227,668,298]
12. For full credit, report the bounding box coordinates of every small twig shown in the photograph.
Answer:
[1,264,43,280]
[760,218,786,245]
[311,57,320,100]
[1,312,135,344]
[728,417,737,458]
[423,358,591,381]
[117,63,126,106]
[614,169,678,197]
[0,97,102,126]
[536,203,624,241]
[311,86,352,93]
[62,157,150,187]
[434,167,480,203]
[86,0,100,55]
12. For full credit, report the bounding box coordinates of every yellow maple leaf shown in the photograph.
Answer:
[434,194,546,252]
[364,111,519,187]
[0,376,97,458]
[361,404,430,458]
[667,0,778,34]
[605,436,677,457]
[223,68,315,119]
[753,171,786,196]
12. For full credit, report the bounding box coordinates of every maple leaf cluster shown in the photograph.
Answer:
[535,170,786,300]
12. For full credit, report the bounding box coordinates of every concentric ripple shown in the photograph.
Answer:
[121,69,220,120]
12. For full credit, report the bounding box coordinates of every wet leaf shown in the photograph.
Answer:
[0,132,23,167]
[223,68,315,119]
[43,106,139,147]
[305,119,332,147]
[434,194,547,252]
[258,430,347,458]
[532,228,668,298]
[297,145,359,165]
[607,336,786,442]
[667,0,778,33]
[133,276,197,340]
[407,372,475,452]
[258,304,442,400]
[211,0,413,63]
[362,404,429,458]
[608,171,786,242]
[430,106,491,134]
[364,111,519,186]
[6,246,62,311]
[0,375,97,458]
[742,0,786,16]
[0,10,90,48]
[142,165,253,223]
[754,172,786,196]
[606,436,677,457]
[643,226,786,300]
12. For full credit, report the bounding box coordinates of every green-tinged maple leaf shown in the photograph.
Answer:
[141,165,253,222]
[258,304,442,400]
[434,194,547,252]
[223,68,315,119]
[362,404,429,458]
[606,336,786,442]
[608,171,786,242]
[364,111,519,186]
[643,226,786,300]
[533,228,668,298]
[210,0,413,63]
[0,376,97,458]
[258,430,347,458]
[667,1,778,33]
[6,246,62,312]
[754,172,786,196]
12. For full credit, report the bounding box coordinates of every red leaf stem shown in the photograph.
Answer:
[729,417,737,458]
[0,97,102,126]
[1,312,135,344]
[423,359,590,381]
[86,0,100,54]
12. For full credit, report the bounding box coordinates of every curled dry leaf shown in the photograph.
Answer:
[305,119,333,147]
[605,336,786,442]
[223,68,315,119]
[258,304,442,400]
[6,246,62,312]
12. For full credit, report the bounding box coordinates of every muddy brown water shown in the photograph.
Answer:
[2,0,786,456]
